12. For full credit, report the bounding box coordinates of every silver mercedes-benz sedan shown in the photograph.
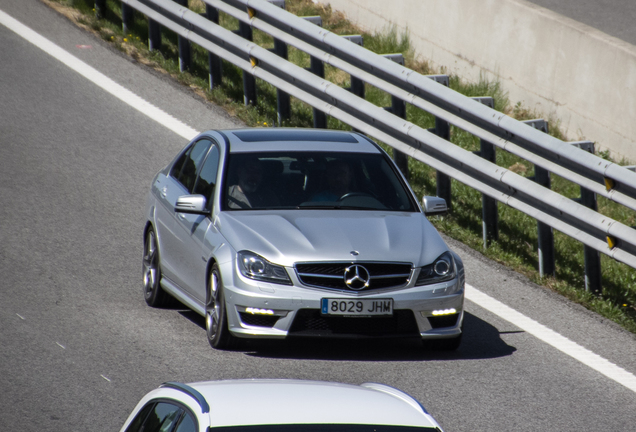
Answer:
[142,128,465,350]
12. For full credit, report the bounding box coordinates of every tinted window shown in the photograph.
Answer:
[125,401,184,432]
[232,130,358,143]
[174,412,197,432]
[223,151,416,211]
[193,145,220,204]
[171,139,212,193]
[125,403,155,432]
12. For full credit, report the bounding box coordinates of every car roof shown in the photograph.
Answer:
[176,379,437,428]
[219,128,382,154]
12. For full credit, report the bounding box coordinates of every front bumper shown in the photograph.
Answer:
[219,261,465,340]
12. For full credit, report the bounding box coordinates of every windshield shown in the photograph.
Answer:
[211,426,436,432]
[222,151,416,211]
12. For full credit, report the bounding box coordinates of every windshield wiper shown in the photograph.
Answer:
[296,205,339,209]
[296,205,373,210]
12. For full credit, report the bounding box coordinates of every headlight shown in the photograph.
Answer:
[415,251,456,286]
[237,251,291,285]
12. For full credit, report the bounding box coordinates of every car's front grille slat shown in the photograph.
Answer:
[295,262,412,292]
[297,273,343,279]
[370,273,411,279]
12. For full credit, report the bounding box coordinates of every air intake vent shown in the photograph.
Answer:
[289,309,419,337]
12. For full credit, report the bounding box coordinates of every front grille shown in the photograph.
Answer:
[295,262,412,291]
[428,314,459,329]
[288,309,419,338]
[239,313,280,328]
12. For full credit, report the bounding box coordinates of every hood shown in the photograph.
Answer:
[216,210,449,267]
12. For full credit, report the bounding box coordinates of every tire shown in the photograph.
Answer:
[142,227,169,307]
[205,264,238,350]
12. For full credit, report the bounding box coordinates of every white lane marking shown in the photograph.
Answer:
[101,375,111,382]
[466,285,636,393]
[56,342,66,349]
[3,8,636,394]
[16,313,25,320]
[0,10,198,142]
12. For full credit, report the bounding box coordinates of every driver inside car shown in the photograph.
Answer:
[227,157,279,209]
[310,159,356,202]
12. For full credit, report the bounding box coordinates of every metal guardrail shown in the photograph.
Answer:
[108,0,636,292]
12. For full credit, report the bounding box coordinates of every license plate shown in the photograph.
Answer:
[321,298,393,316]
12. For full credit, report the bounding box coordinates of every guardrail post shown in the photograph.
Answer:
[303,16,326,128]
[427,75,452,209]
[95,0,105,20]
[274,37,290,125]
[175,0,191,72]
[148,18,162,52]
[382,54,408,179]
[268,1,289,125]
[473,97,498,248]
[239,19,256,105]
[309,55,326,128]
[342,36,365,100]
[206,5,223,90]
[525,119,555,277]
[122,3,133,35]
[571,141,602,293]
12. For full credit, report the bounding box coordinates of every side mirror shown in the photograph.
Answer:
[175,194,210,215]
[422,196,448,216]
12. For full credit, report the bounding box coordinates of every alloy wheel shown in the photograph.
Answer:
[143,230,158,297]
[206,271,221,341]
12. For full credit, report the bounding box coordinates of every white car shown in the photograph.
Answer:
[119,379,445,432]
[143,128,465,350]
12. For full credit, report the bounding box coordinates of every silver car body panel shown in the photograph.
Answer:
[215,210,448,267]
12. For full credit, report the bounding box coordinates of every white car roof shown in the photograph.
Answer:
[221,128,382,154]
[181,379,438,428]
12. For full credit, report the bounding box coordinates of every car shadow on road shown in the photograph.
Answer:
[179,310,517,361]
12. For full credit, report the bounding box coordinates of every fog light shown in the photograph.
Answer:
[431,308,457,316]
[245,307,274,315]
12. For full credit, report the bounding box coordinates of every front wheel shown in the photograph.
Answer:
[206,264,238,350]
[142,227,169,307]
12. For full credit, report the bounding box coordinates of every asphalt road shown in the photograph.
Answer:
[1,1,636,431]
[526,0,636,46]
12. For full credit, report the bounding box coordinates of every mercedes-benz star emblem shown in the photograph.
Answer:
[344,265,370,290]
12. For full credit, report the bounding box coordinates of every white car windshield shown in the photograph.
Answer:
[223,151,417,211]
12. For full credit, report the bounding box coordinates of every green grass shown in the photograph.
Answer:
[49,0,636,333]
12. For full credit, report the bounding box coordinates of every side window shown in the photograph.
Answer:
[174,411,197,432]
[137,402,184,432]
[125,403,155,432]
[170,139,212,193]
[192,144,220,205]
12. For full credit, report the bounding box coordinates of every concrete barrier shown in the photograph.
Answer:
[314,0,636,163]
